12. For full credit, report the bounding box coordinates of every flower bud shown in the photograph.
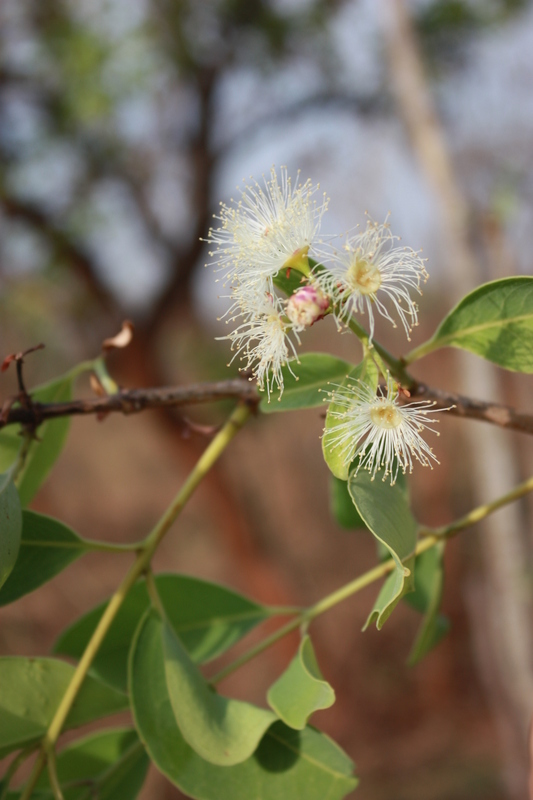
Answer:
[286,284,329,328]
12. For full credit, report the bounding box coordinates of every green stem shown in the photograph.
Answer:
[347,318,413,386]
[82,539,143,554]
[402,338,438,366]
[46,748,64,800]
[145,569,165,617]
[423,474,533,540]
[19,403,251,800]
[212,475,533,685]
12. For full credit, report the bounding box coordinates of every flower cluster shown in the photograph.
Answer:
[207,166,328,398]
[207,166,442,478]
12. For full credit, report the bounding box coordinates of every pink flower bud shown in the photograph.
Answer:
[286,284,329,329]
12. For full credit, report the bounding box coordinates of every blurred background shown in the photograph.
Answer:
[1,1,533,798]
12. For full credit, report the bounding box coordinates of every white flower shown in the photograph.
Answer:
[219,291,300,401]
[316,217,427,341]
[207,166,328,292]
[324,375,443,484]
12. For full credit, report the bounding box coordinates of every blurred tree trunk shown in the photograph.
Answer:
[380,1,533,796]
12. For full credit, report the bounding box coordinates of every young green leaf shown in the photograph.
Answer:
[0,473,22,591]
[129,610,358,800]
[17,728,149,800]
[348,467,418,629]
[406,276,533,371]
[163,620,276,765]
[0,658,128,758]
[0,511,90,606]
[405,545,449,665]
[267,635,335,729]
[322,358,379,480]
[261,353,355,412]
[54,574,272,692]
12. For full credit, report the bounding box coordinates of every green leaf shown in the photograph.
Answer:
[163,620,276,765]
[329,476,366,529]
[24,728,148,800]
[129,610,358,800]
[0,474,22,591]
[0,428,22,474]
[322,359,379,480]
[0,373,74,507]
[348,468,418,629]
[0,511,90,606]
[261,353,355,412]
[267,635,335,729]
[405,545,449,665]
[54,574,271,692]
[0,658,128,758]
[348,468,417,572]
[363,556,415,632]
[408,277,533,372]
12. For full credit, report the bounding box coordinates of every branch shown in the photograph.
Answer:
[408,382,533,436]
[1,376,533,437]
[0,379,260,428]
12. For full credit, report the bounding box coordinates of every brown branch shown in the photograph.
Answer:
[0,379,260,428]
[408,383,533,436]
[1,377,533,436]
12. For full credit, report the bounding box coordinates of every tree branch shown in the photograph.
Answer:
[1,377,533,437]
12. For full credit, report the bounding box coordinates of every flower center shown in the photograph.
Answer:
[369,401,402,430]
[347,257,382,295]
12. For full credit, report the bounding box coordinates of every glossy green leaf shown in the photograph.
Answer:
[0,473,22,591]
[348,468,418,629]
[0,511,90,606]
[329,476,366,529]
[409,277,533,372]
[322,359,379,480]
[54,574,271,692]
[5,728,150,800]
[129,611,358,800]
[267,635,335,730]
[0,658,128,758]
[261,353,355,412]
[163,620,276,765]
[405,545,449,665]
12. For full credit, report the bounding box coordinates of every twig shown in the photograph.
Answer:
[1,377,532,438]
[0,379,260,428]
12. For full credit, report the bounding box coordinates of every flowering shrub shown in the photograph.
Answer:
[1,167,533,799]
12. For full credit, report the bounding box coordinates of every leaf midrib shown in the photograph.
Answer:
[435,311,533,347]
